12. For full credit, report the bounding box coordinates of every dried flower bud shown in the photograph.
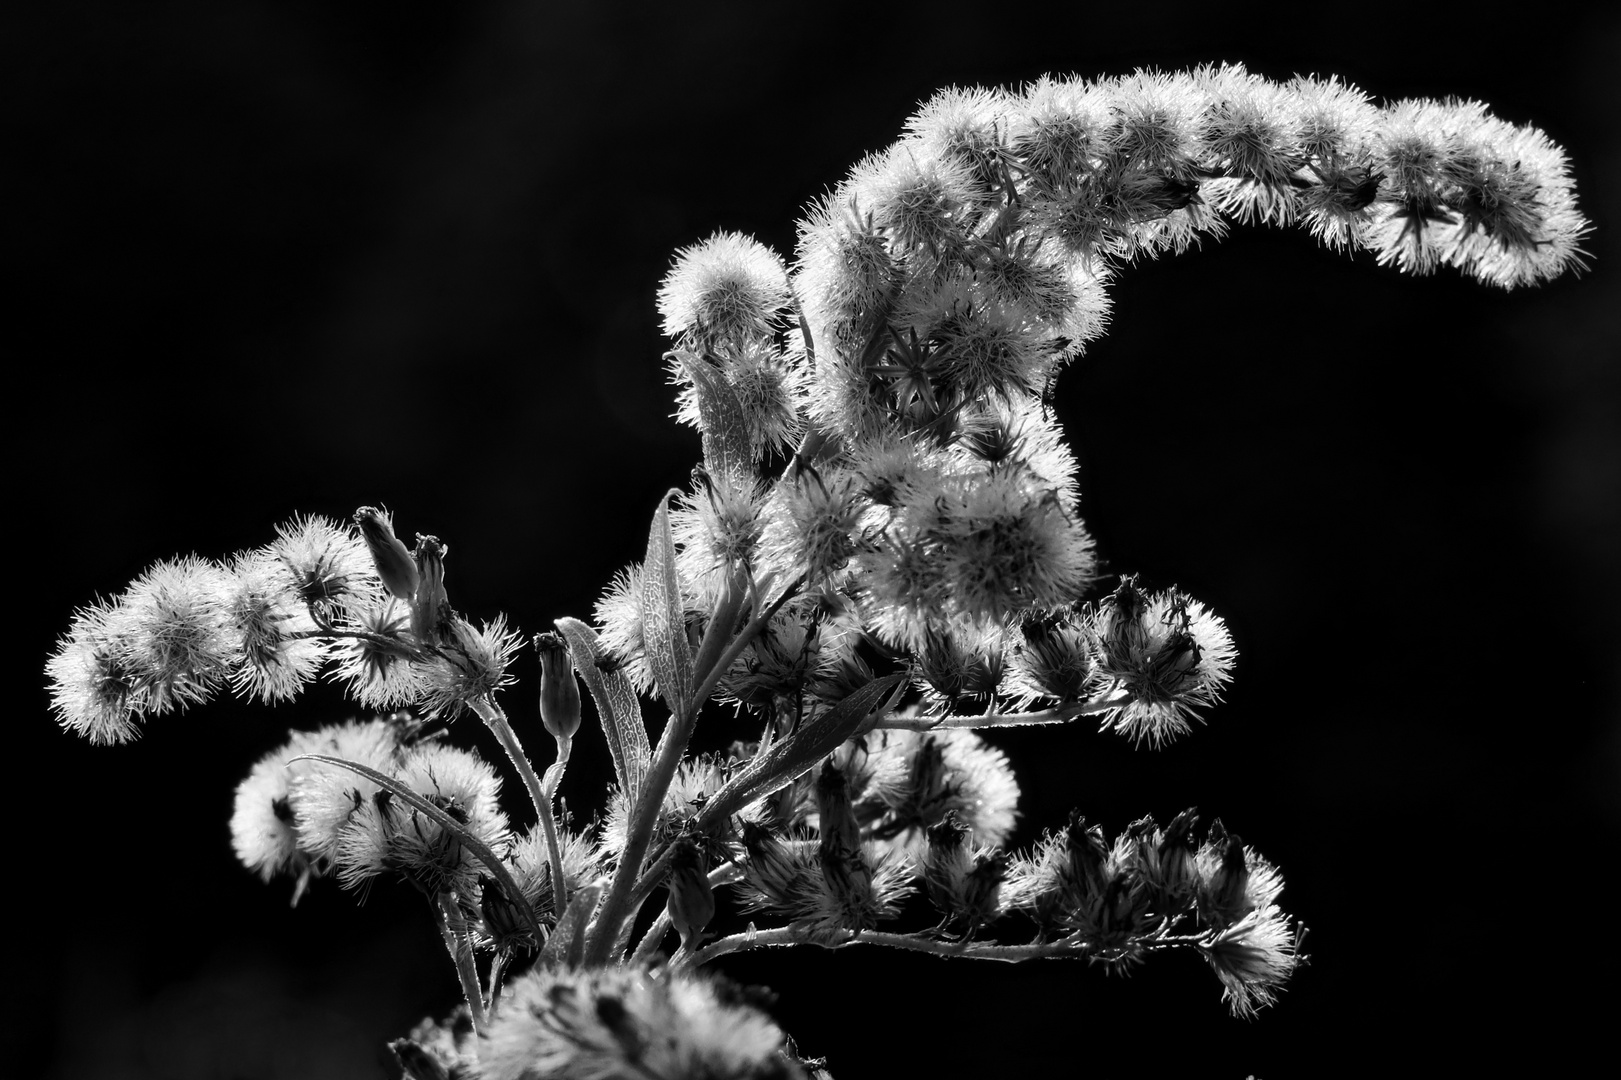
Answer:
[816,759,875,928]
[355,507,420,602]
[534,632,582,745]
[1063,810,1110,903]
[1200,822,1252,930]
[1155,807,1200,911]
[1097,576,1151,668]
[479,874,534,953]
[665,838,715,950]
[411,535,449,646]
[923,814,972,915]
[1007,606,1097,705]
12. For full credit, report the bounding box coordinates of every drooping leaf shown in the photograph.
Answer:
[555,616,650,806]
[640,492,693,722]
[292,754,542,940]
[696,672,908,830]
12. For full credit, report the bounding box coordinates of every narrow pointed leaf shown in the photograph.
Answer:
[675,349,753,484]
[695,672,908,830]
[688,566,749,698]
[291,753,542,940]
[555,616,650,807]
[537,882,602,971]
[641,492,693,722]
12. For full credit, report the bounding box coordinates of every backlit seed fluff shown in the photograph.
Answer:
[480,967,802,1080]
[271,514,379,615]
[112,555,239,716]
[415,614,523,718]
[229,717,404,901]
[225,548,324,704]
[1094,582,1235,747]
[333,742,508,897]
[328,595,423,710]
[845,141,985,261]
[658,231,790,350]
[904,85,1016,191]
[594,562,653,695]
[46,597,144,744]
[758,471,865,587]
[287,717,408,865]
[1202,906,1306,1018]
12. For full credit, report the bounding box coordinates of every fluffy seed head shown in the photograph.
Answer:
[658,231,789,351]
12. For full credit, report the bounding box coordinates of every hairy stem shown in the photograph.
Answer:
[470,696,567,919]
[433,893,487,1037]
[583,578,802,967]
[873,695,1126,731]
[485,950,511,1017]
[682,926,1103,968]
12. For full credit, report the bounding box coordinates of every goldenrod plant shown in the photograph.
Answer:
[46,65,1588,1079]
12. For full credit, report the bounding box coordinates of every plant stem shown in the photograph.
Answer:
[470,696,567,919]
[433,893,487,1037]
[485,950,510,1017]
[582,579,801,967]
[681,926,1100,968]
[873,695,1126,731]
[686,575,804,717]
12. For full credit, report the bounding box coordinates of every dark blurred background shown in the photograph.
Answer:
[11,2,1619,1076]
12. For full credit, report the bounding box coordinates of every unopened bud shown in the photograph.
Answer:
[1156,807,1200,909]
[478,874,533,950]
[1099,576,1151,667]
[816,758,875,928]
[815,758,862,858]
[355,507,420,601]
[958,851,1008,933]
[1013,607,1096,700]
[1064,810,1110,902]
[924,814,972,915]
[411,535,448,646]
[535,632,582,745]
[665,839,715,949]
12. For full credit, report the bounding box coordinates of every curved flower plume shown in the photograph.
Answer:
[49,63,1588,1076]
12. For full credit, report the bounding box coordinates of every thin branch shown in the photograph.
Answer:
[485,949,511,1018]
[432,893,487,1038]
[470,696,567,919]
[873,695,1125,731]
[583,577,802,967]
[681,926,1100,968]
[687,574,804,717]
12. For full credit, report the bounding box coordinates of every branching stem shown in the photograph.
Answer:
[874,695,1126,731]
[470,696,567,919]
[583,578,802,967]
[681,926,1102,968]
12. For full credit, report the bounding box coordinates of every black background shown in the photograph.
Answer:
[12,2,1619,1077]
